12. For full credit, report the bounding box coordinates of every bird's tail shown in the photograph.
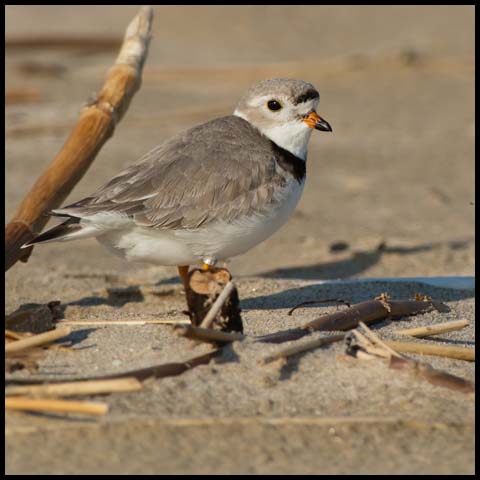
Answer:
[22,216,95,248]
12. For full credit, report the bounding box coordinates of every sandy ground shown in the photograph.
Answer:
[5,5,475,475]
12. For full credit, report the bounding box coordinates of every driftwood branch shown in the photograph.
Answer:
[303,298,434,333]
[184,268,243,332]
[6,349,220,386]
[5,6,154,271]
[256,297,435,344]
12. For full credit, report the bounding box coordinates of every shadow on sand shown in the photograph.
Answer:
[258,238,473,281]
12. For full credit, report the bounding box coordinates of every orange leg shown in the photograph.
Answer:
[177,265,190,290]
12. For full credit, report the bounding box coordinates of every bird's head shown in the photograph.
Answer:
[234,78,332,160]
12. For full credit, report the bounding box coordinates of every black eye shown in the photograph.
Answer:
[267,100,282,111]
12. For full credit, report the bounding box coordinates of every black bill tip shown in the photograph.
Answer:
[315,117,332,132]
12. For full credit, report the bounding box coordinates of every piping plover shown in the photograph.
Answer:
[25,78,332,286]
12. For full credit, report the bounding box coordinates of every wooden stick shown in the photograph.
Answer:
[349,330,391,359]
[199,281,236,329]
[58,319,190,326]
[5,327,71,353]
[256,298,434,344]
[5,397,108,415]
[174,324,245,344]
[394,319,469,338]
[6,349,221,385]
[384,341,475,362]
[358,321,404,358]
[5,377,142,398]
[255,328,309,344]
[5,329,29,341]
[261,334,345,364]
[303,299,433,333]
[5,6,154,271]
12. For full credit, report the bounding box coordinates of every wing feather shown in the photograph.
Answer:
[56,116,286,229]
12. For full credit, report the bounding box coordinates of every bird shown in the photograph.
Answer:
[23,78,332,288]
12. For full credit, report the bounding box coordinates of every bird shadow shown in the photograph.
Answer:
[258,237,473,281]
[238,237,474,311]
[66,286,145,308]
[66,327,97,347]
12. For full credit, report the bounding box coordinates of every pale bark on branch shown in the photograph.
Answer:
[5,6,154,271]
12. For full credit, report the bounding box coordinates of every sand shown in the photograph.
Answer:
[5,5,474,475]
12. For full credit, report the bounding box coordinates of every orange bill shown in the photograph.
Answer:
[303,111,332,132]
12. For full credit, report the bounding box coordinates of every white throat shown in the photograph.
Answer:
[234,111,312,160]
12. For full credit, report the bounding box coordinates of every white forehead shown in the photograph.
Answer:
[246,94,319,115]
[236,78,319,110]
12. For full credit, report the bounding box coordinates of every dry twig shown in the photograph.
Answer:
[357,321,403,358]
[5,397,108,415]
[5,330,28,341]
[260,334,345,364]
[58,319,190,326]
[199,281,236,329]
[5,327,71,353]
[394,319,469,338]
[385,341,474,362]
[5,377,142,398]
[347,323,475,393]
[6,349,220,386]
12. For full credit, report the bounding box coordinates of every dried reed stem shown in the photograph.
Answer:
[5,327,71,353]
[5,397,108,415]
[199,281,236,329]
[5,377,142,397]
[394,319,469,338]
[58,319,189,326]
[385,341,475,362]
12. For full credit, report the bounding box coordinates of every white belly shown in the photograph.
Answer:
[96,178,304,266]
